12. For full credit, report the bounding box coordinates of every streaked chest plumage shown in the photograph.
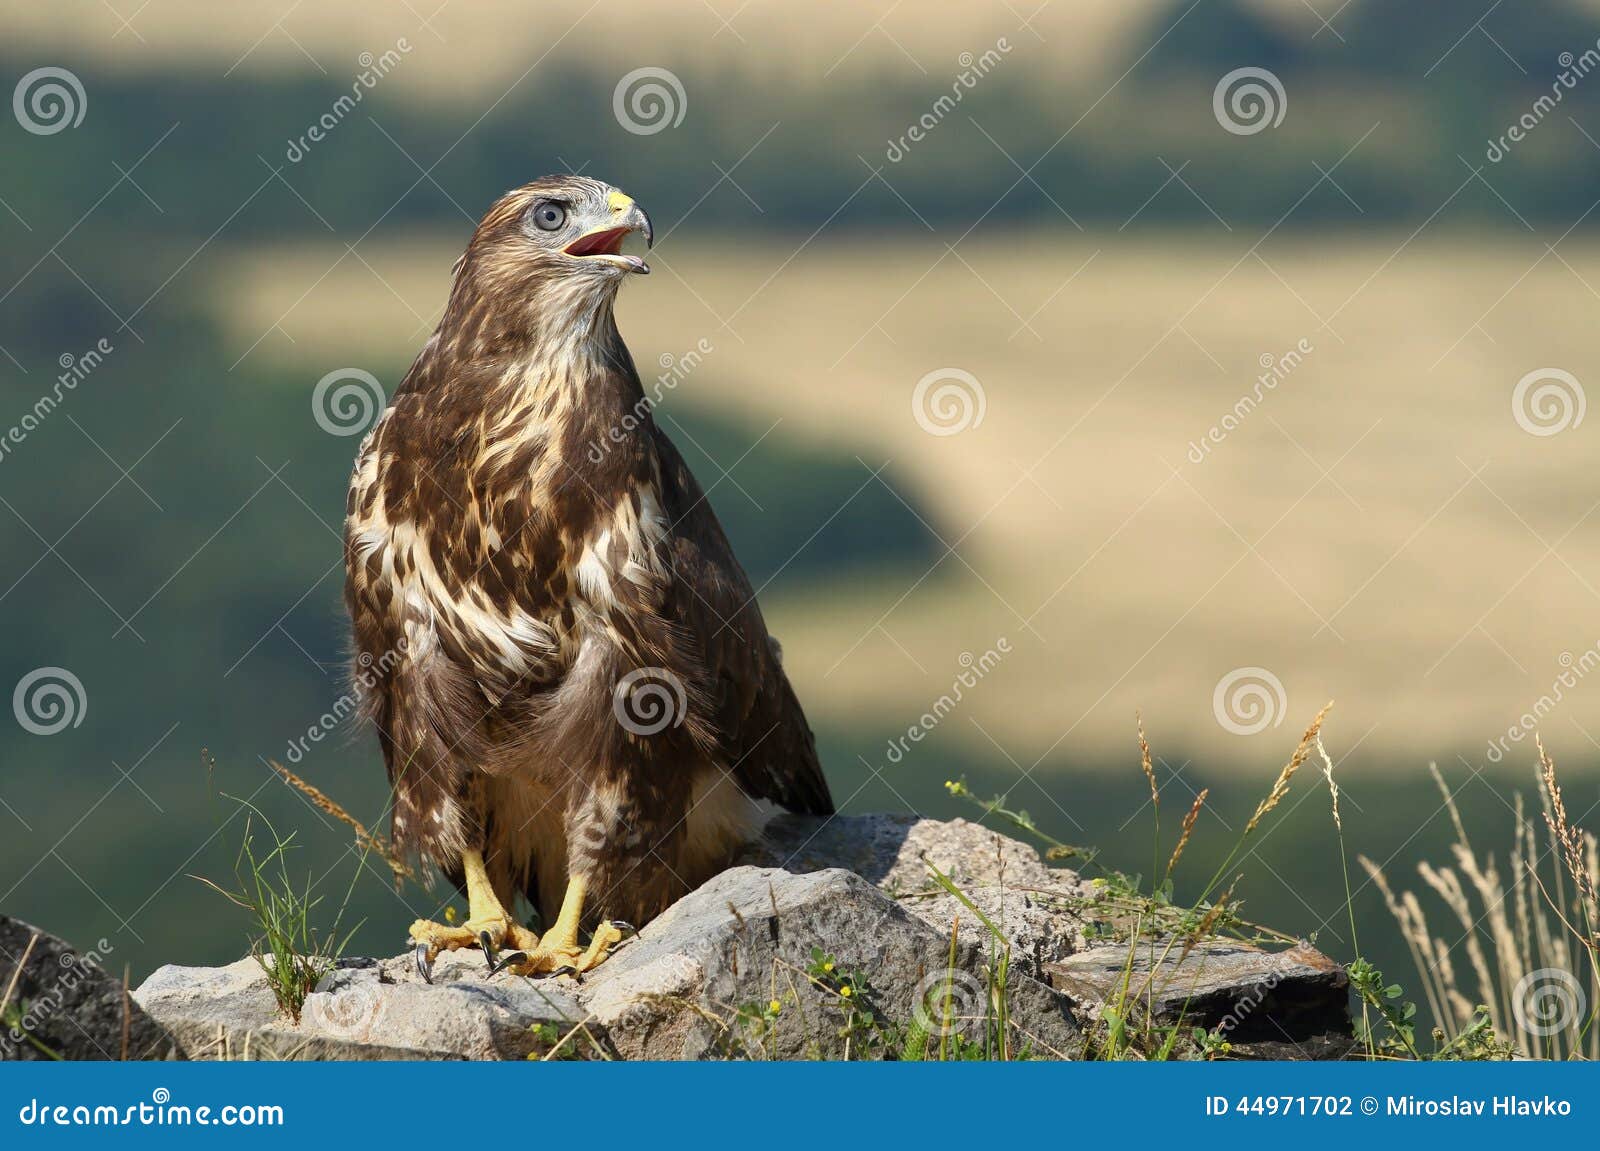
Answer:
[344,367,672,706]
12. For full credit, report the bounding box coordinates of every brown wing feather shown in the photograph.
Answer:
[653,426,834,817]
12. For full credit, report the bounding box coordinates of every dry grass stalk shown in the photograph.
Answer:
[1136,713,1157,810]
[1178,881,1236,967]
[1417,862,1500,1036]
[0,931,40,1023]
[266,759,412,885]
[1316,734,1341,832]
[1537,738,1598,945]
[1359,856,1448,1031]
[1244,701,1333,836]
[1362,746,1600,1059]
[1164,788,1207,882]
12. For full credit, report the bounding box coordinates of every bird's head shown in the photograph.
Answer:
[455,175,654,311]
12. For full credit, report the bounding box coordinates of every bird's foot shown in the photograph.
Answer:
[408,915,540,984]
[495,921,633,980]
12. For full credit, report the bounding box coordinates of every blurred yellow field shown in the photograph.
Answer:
[213,231,1600,778]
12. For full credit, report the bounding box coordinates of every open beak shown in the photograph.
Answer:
[565,191,653,274]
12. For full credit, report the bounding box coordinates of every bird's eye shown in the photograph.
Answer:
[531,201,567,231]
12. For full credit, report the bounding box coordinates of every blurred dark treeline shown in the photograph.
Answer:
[4,0,1600,254]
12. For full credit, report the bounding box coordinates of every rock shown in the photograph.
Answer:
[135,952,587,1061]
[1,915,176,1061]
[1046,939,1355,1060]
[136,866,1081,1060]
[744,813,1099,980]
[130,814,1352,1061]
[577,866,1082,1059]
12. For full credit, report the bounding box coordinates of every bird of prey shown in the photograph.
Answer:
[343,176,833,980]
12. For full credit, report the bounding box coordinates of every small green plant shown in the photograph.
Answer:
[944,778,1095,863]
[806,947,891,1059]
[729,997,785,1058]
[194,800,362,1023]
[1347,956,1421,1058]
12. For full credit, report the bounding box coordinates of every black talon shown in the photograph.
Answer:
[550,964,579,981]
[608,920,637,938]
[413,940,434,985]
[477,929,499,973]
[489,950,526,977]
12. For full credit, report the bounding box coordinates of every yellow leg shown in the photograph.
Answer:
[506,874,625,976]
[408,850,537,977]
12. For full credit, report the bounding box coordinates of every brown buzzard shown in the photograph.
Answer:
[343,176,833,979]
